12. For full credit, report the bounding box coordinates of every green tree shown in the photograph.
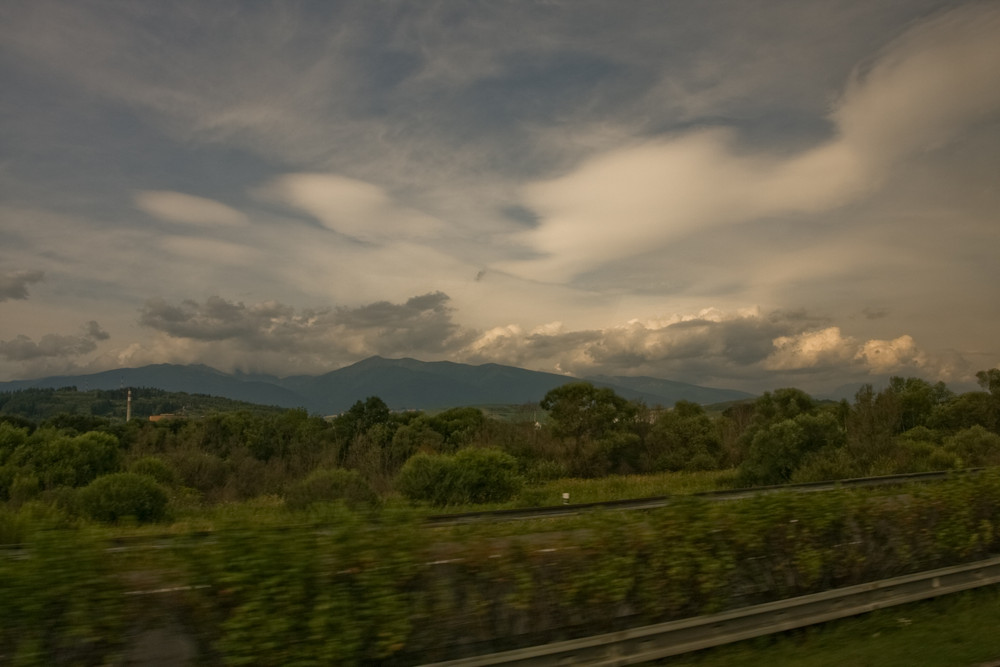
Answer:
[977,368,1000,396]
[886,376,952,432]
[930,391,997,434]
[10,429,121,490]
[540,383,635,452]
[427,407,487,452]
[645,401,722,472]
[975,368,1000,433]
[335,396,394,463]
[846,384,900,470]
[739,412,845,486]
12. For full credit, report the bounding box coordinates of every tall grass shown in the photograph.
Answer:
[517,468,739,506]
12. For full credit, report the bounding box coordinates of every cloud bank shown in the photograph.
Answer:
[130,292,960,391]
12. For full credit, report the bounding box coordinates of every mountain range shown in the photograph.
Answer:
[0,356,754,415]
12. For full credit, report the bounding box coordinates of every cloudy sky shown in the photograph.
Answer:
[1,0,998,395]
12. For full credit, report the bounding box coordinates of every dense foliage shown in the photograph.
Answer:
[0,369,998,515]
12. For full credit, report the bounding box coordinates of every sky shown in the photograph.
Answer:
[1,0,998,395]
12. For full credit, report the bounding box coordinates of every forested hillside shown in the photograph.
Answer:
[0,386,287,423]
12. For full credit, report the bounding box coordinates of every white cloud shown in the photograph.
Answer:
[504,3,1000,282]
[765,327,936,377]
[455,308,969,390]
[262,173,443,243]
[854,334,926,373]
[135,190,248,227]
[765,327,859,371]
[834,4,1000,164]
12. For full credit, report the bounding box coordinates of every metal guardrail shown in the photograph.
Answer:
[421,554,1000,666]
[425,468,985,526]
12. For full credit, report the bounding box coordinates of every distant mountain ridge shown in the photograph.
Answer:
[0,357,754,414]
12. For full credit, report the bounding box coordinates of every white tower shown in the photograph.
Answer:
[126,389,132,423]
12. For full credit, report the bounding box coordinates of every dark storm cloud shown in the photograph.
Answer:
[138,292,472,356]
[863,307,890,320]
[0,270,45,302]
[335,292,469,353]
[0,319,108,361]
[85,320,110,341]
[138,297,266,342]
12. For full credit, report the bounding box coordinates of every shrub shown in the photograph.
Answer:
[168,450,228,493]
[522,459,568,485]
[395,448,522,506]
[945,425,1000,467]
[79,473,168,523]
[395,452,454,505]
[285,468,378,510]
[129,456,178,486]
[451,448,523,504]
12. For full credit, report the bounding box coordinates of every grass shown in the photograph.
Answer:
[658,585,1000,667]
[519,469,739,506]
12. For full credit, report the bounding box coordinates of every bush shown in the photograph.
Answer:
[945,425,1000,467]
[452,448,523,504]
[285,468,378,510]
[129,456,178,486]
[79,473,168,523]
[394,453,454,506]
[522,459,568,485]
[395,448,523,506]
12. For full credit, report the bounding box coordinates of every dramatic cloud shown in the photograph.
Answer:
[135,191,248,227]
[505,3,1000,282]
[0,2,996,391]
[0,270,44,302]
[461,309,958,390]
[138,292,471,364]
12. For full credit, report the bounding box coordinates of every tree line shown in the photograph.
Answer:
[1,369,999,518]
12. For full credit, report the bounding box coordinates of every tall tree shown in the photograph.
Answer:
[540,382,634,455]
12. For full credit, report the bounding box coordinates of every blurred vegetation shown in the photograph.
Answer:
[3,472,1000,663]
